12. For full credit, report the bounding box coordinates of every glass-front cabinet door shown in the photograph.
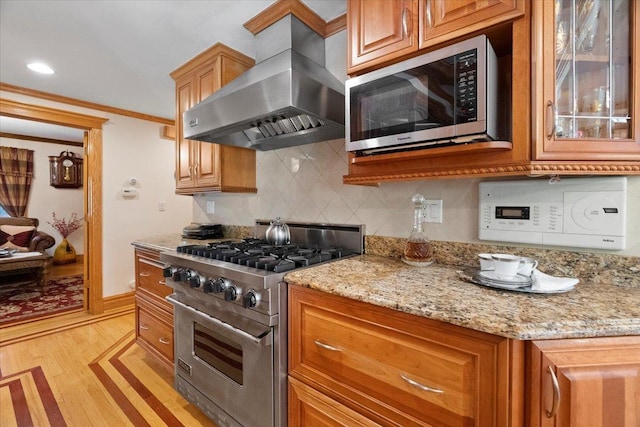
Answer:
[535,0,639,162]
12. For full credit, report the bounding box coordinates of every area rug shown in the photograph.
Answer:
[0,275,83,325]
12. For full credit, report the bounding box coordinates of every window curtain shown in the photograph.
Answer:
[0,146,34,217]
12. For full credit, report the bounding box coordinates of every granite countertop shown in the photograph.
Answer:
[132,233,208,252]
[284,254,640,341]
[133,232,639,340]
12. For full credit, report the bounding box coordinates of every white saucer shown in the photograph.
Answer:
[478,270,531,285]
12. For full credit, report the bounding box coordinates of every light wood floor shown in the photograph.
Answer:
[0,310,217,426]
[47,260,84,279]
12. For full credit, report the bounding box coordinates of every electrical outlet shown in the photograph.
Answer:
[423,200,443,223]
[206,201,215,214]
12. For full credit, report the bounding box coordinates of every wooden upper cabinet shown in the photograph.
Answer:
[348,0,523,74]
[175,77,194,189]
[532,0,640,163]
[170,44,257,194]
[420,0,524,49]
[348,0,418,73]
[528,337,640,427]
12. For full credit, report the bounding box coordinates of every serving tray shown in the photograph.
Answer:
[457,269,575,294]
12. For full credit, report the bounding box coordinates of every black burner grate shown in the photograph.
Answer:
[177,238,348,272]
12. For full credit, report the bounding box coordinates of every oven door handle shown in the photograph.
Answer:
[166,295,271,347]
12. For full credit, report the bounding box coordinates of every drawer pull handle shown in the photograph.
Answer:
[546,100,556,140]
[546,365,561,418]
[401,8,410,38]
[139,273,150,277]
[314,340,341,352]
[159,337,170,345]
[158,280,166,285]
[139,324,149,330]
[400,373,444,394]
[426,0,433,28]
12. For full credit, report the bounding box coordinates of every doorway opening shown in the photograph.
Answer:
[1,98,107,314]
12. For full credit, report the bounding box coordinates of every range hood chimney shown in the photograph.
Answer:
[183,14,345,151]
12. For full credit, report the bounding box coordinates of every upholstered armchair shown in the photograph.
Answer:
[0,217,56,253]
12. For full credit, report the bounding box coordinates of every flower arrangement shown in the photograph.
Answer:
[48,212,83,238]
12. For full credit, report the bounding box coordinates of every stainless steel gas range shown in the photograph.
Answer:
[160,220,364,427]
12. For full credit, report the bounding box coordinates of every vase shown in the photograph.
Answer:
[53,238,77,264]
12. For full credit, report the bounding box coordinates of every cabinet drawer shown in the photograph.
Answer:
[135,250,172,311]
[137,303,173,361]
[289,376,382,427]
[289,286,510,426]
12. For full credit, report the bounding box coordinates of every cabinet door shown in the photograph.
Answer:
[534,0,640,161]
[529,337,640,427]
[419,0,524,49]
[192,62,221,188]
[348,0,418,73]
[175,76,196,189]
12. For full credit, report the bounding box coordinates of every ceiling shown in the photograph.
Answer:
[0,0,346,142]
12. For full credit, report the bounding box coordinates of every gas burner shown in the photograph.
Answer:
[177,239,352,273]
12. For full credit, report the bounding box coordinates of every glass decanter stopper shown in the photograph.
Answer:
[402,194,434,267]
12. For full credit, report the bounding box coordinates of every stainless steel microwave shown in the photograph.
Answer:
[346,35,498,155]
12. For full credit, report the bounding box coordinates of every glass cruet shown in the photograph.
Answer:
[402,194,434,267]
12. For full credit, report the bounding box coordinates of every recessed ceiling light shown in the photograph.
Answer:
[27,62,54,74]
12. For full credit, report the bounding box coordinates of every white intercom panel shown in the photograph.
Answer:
[479,177,627,250]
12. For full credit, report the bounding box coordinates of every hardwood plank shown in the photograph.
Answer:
[0,312,217,426]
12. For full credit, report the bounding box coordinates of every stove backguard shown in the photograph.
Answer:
[254,220,364,255]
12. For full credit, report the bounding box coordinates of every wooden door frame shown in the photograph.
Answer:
[0,98,107,314]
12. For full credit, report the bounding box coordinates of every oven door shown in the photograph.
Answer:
[168,295,275,427]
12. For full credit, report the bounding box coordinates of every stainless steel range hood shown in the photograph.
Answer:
[183,15,345,151]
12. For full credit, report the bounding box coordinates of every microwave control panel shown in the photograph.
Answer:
[479,177,627,250]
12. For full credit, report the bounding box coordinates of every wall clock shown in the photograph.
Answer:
[49,151,83,188]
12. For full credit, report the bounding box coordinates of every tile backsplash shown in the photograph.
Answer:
[193,139,640,257]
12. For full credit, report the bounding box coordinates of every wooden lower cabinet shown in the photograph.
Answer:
[528,336,640,427]
[288,285,521,426]
[134,247,174,370]
[289,377,382,427]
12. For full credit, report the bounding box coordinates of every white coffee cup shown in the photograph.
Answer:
[478,253,494,270]
[491,254,523,279]
[518,257,538,277]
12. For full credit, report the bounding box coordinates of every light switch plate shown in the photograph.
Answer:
[423,200,443,223]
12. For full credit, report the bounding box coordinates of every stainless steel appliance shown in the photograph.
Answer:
[183,15,345,151]
[160,220,364,427]
[346,35,499,155]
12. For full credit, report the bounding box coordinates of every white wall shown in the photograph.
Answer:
[1,90,193,297]
[100,115,193,295]
[0,138,84,254]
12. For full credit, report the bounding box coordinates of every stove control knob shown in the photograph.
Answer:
[243,290,260,308]
[174,269,194,283]
[203,278,216,293]
[172,269,185,282]
[212,278,230,294]
[189,274,203,289]
[224,285,239,302]
[162,266,176,278]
